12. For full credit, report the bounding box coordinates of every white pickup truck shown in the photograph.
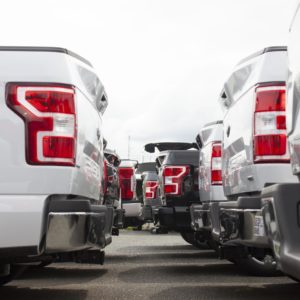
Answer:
[217,46,296,275]
[118,159,143,228]
[262,4,300,281]
[0,46,113,284]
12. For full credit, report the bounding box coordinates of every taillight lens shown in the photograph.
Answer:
[145,181,158,199]
[211,142,222,185]
[254,135,286,156]
[255,87,285,112]
[254,84,289,163]
[163,166,189,195]
[119,167,135,200]
[6,84,76,166]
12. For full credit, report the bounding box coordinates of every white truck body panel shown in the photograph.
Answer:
[287,5,300,175]
[220,49,297,198]
[0,195,47,248]
[260,8,300,281]
[199,121,226,202]
[119,160,142,220]
[0,48,108,252]
[0,51,104,199]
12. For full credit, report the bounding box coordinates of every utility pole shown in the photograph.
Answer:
[128,135,131,159]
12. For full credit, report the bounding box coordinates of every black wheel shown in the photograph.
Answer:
[0,265,26,286]
[0,274,12,286]
[234,250,280,276]
[207,239,219,251]
[287,275,300,283]
[180,232,208,249]
[180,231,195,244]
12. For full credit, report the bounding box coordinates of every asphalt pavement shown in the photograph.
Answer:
[1,230,300,300]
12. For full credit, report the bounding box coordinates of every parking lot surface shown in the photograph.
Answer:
[1,230,300,300]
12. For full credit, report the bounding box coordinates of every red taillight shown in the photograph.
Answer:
[6,84,76,166]
[211,142,222,185]
[145,181,158,199]
[253,84,289,163]
[276,115,286,130]
[43,136,75,158]
[25,89,75,113]
[163,166,189,195]
[255,87,285,112]
[119,167,135,200]
[254,135,286,156]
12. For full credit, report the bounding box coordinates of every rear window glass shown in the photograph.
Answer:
[136,162,156,174]
[143,172,158,181]
[165,151,199,166]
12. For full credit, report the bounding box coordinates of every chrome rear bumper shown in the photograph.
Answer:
[44,200,113,253]
[218,196,268,248]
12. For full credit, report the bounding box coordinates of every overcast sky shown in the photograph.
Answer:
[0,0,298,161]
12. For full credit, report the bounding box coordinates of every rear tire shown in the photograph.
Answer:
[0,265,26,286]
[287,275,300,283]
[180,232,208,249]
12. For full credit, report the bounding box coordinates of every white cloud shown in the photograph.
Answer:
[0,0,298,161]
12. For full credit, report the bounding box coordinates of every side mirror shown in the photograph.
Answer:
[219,89,231,110]
[155,158,161,174]
[155,165,159,174]
[96,94,108,115]
[114,158,121,168]
[103,138,108,150]
[195,134,202,149]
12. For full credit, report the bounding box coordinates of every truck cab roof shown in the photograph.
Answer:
[0,46,108,114]
[236,46,287,66]
[135,162,156,174]
[0,46,92,66]
[198,120,223,147]
[220,46,287,109]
